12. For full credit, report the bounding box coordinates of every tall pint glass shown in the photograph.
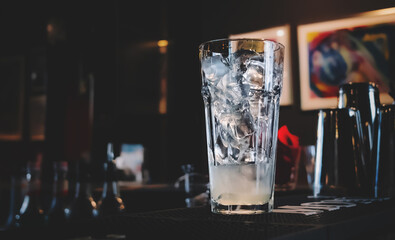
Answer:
[199,39,284,214]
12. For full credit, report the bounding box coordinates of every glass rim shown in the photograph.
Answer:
[198,38,284,53]
[338,81,379,89]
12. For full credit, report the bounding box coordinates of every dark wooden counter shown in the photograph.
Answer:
[2,187,395,239]
[93,194,395,240]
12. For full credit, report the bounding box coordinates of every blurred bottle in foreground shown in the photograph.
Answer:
[97,143,125,217]
[67,159,98,223]
[45,161,69,226]
[0,175,17,231]
[174,164,209,208]
[15,159,45,229]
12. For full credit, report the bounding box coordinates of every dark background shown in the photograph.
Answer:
[0,0,394,183]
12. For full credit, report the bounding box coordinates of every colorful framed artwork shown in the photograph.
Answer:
[298,8,395,110]
[230,25,293,106]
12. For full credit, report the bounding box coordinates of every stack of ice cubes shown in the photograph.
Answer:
[201,48,283,165]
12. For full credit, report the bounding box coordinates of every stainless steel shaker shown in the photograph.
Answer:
[313,108,366,197]
[338,82,382,197]
[377,104,395,197]
[338,82,381,157]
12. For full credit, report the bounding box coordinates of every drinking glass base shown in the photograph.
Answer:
[211,201,273,215]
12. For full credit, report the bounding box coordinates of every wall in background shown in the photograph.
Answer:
[0,0,393,182]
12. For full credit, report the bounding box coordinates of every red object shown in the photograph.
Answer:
[276,125,301,185]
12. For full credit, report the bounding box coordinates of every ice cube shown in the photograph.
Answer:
[243,56,265,90]
[209,72,229,106]
[248,98,260,120]
[228,145,240,162]
[229,137,252,163]
[231,50,258,73]
[201,55,229,85]
[214,134,228,163]
[236,110,254,139]
[212,99,225,118]
[216,112,236,142]
[214,110,253,163]
[225,81,244,105]
[227,110,254,141]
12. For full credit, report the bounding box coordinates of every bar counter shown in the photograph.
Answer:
[112,195,395,240]
[2,185,395,239]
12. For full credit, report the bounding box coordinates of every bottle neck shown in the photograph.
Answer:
[51,161,69,198]
[19,181,41,216]
[53,174,68,198]
[18,165,43,217]
[104,160,118,181]
[74,180,92,198]
[26,169,41,197]
[102,181,118,198]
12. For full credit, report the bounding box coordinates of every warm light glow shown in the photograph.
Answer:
[157,40,168,47]
[159,76,167,114]
[360,7,395,17]
[47,23,54,33]
[276,29,285,37]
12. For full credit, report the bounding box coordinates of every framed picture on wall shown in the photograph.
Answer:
[298,8,395,110]
[230,25,293,106]
[0,56,25,140]
[29,47,47,141]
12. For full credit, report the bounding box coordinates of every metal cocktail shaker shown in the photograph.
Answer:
[338,82,381,197]
[377,104,395,197]
[312,82,395,198]
[313,108,366,197]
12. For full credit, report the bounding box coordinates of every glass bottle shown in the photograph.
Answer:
[97,143,125,217]
[67,160,98,223]
[45,161,68,226]
[0,175,16,230]
[14,161,45,229]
